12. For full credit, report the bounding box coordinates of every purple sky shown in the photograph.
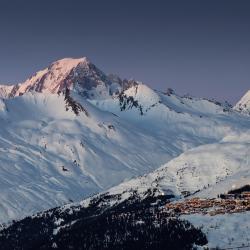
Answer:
[0,0,249,104]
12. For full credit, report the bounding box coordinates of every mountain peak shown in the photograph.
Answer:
[49,57,90,69]
[0,57,117,99]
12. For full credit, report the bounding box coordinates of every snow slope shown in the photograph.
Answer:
[184,212,250,249]
[0,92,173,223]
[120,130,250,199]
[0,57,249,224]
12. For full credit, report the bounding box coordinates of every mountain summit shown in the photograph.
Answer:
[0,57,125,99]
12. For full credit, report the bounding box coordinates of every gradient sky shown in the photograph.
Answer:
[0,0,249,104]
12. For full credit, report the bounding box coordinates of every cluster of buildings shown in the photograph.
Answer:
[165,193,250,216]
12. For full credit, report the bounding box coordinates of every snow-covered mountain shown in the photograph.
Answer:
[0,57,121,99]
[0,57,249,249]
[234,90,250,114]
[0,57,249,226]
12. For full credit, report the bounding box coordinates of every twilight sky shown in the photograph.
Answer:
[0,0,249,104]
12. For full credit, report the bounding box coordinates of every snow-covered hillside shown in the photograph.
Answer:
[103,130,250,200]
[0,57,249,224]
